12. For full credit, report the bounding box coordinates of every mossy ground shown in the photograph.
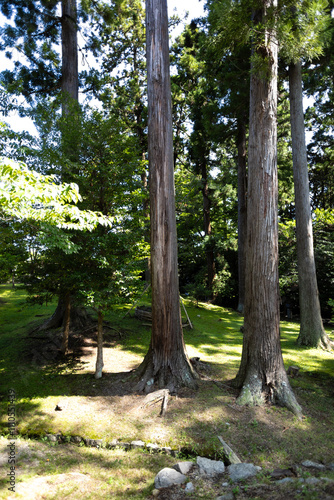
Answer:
[0,284,333,499]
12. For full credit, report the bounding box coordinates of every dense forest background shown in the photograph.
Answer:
[0,0,334,324]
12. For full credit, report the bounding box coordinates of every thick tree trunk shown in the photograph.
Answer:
[95,310,104,379]
[38,297,64,331]
[289,61,332,349]
[137,0,197,393]
[234,0,302,419]
[61,292,71,355]
[38,296,89,331]
[61,0,78,114]
[236,119,247,314]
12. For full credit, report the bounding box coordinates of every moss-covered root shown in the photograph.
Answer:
[274,379,303,419]
[236,373,302,420]
[297,330,334,351]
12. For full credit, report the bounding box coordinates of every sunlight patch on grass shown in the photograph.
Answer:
[1,285,334,474]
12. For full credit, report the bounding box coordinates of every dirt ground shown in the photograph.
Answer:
[2,324,333,500]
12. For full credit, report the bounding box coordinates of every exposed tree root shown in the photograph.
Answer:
[297,332,334,351]
[235,370,302,420]
[135,345,199,394]
[38,298,90,332]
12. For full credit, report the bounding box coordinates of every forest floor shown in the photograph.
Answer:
[0,284,334,499]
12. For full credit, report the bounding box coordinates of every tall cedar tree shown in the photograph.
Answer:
[281,1,333,348]
[289,60,332,349]
[234,0,302,418]
[136,0,197,392]
[43,0,80,355]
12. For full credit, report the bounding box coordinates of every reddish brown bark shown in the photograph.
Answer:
[289,61,332,349]
[201,161,215,293]
[60,293,71,355]
[61,0,78,112]
[234,0,302,418]
[236,119,247,314]
[136,0,197,392]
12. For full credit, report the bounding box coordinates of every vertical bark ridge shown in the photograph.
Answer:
[234,0,302,419]
[289,61,332,350]
[136,0,198,392]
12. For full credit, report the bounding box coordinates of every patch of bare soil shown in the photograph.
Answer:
[7,472,97,500]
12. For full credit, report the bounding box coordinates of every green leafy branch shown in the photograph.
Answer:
[0,157,112,230]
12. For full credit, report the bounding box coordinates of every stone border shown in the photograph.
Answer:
[41,433,180,456]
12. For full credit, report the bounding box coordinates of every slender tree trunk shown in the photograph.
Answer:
[95,310,104,379]
[234,0,302,418]
[236,119,247,314]
[136,0,197,393]
[201,162,216,294]
[289,61,332,349]
[61,292,71,355]
[61,0,78,114]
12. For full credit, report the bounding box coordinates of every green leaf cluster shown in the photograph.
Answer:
[0,156,111,230]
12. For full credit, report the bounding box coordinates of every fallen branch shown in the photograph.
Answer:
[180,297,193,329]
[217,435,241,465]
[227,403,243,412]
[133,389,170,413]
[160,391,169,417]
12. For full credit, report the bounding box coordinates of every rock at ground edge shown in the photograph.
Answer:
[173,461,194,475]
[227,463,261,482]
[301,460,326,470]
[154,467,187,489]
[197,456,225,476]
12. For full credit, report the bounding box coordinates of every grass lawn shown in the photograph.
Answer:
[0,283,334,499]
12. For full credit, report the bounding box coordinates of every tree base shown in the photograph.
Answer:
[135,345,199,394]
[234,370,302,419]
[38,298,90,332]
[297,331,334,351]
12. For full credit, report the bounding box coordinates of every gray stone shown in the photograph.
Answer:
[301,460,325,470]
[45,434,57,442]
[70,436,82,444]
[173,461,194,475]
[227,463,261,482]
[327,463,334,471]
[305,477,320,485]
[130,440,145,449]
[107,439,119,448]
[84,438,103,448]
[161,446,172,455]
[146,443,160,452]
[197,456,225,476]
[118,442,130,450]
[154,467,187,489]
[185,482,195,493]
[276,477,295,485]
[216,494,234,500]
